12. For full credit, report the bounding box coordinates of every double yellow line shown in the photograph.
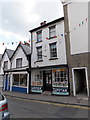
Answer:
[7,96,90,110]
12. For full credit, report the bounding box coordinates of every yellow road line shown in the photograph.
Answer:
[7,96,90,110]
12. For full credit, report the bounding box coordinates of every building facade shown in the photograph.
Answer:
[0,49,14,91]
[7,43,31,93]
[61,0,89,97]
[0,44,31,93]
[29,18,70,95]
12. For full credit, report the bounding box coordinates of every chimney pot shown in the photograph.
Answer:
[40,21,46,26]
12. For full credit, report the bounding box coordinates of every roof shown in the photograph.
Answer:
[0,54,2,60]
[29,17,64,33]
[21,44,31,55]
[10,43,31,60]
[1,49,14,62]
[61,0,73,6]
[6,49,14,59]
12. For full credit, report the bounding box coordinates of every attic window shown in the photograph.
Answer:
[16,58,22,68]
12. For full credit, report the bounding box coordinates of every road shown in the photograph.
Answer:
[6,96,89,119]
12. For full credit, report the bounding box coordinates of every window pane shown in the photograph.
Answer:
[37,31,42,42]
[13,74,19,86]
[52,70,68,87]
[49,25,56,38]
[37,47,42,60]
[50,43,57,58]
[4,61,8,70]
[33,71,43,86]
[16,58,22,68]
[20,74,27,87]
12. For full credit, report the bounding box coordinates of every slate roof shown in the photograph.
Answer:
[6,49,14,59]
[10,43,31,60]
[1,49,14,62]
[21,44,31,55]
[29,17,64,33]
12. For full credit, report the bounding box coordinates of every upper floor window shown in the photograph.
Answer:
[4,61,8,70]
[37,47,42,61]
[37,30,42,42]
[49,25,56,38]
[50,43,57,59]
[16,58,22,68]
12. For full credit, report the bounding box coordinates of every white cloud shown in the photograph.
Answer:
[0,29,28,41]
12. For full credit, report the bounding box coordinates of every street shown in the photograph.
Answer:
[6,96,89,119]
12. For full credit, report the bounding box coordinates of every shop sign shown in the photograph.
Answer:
[31,86,42,93]
[52,68,67,72]
[52,87,69,95]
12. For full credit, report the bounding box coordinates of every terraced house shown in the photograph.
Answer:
[0,49,14,90]
[61,0,89,97]
[0,43,31,93]
[29,17,70,95]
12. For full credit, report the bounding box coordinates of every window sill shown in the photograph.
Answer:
[35,41,42,44]
[49,36,57,40]
[49,57,58,60]
[12,85,27,88]
[35,60,43,62]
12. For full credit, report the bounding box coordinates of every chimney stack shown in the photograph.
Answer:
[40,21,46,26]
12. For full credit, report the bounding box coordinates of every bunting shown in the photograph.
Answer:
[0,40,30,46]
[0,17,88,45]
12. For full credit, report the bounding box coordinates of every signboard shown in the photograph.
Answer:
[31,86,42,93]
[52,87,69,95]
[0,75,3,87]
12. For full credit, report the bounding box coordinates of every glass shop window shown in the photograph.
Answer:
[13,74,27,87]
[53,69,68,87]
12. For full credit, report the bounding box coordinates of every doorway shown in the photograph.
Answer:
[4,74,10,91]
[43,71,52,91]
[72,67,88,96]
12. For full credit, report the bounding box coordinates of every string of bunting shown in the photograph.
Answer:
[66,17,88,34]
[0,40,30,46]
[46,17,88,39]
[0,17,88,45]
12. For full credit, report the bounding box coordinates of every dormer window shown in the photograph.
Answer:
[16,58,22,68]
[37,30,42,42]
[4,61,8,70]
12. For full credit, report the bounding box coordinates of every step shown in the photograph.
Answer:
[41,91,52,96]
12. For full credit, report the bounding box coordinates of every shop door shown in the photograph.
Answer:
[45,73,52,91]
[5,74,8,91]
[4,74,10,91]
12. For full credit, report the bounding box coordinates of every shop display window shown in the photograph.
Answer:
[13,74,27,87]
[52,69,68,87]
[32,71,43,86]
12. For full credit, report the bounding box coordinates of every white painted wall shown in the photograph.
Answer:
[31,20,67,68]
[0,52,11,75]
[68,2,88,55]
[11,46,28,68]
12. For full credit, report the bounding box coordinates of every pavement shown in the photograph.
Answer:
[2,90,89,107]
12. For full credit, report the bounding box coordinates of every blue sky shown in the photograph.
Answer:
[0,0,63,54]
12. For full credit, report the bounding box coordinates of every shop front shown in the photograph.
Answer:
[52,68,69,95]
[11,71,29,93]
[31,66,69,95]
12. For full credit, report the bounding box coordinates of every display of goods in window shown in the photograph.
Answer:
[52,68,69,95]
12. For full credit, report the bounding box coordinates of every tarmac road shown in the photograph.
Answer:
[6,96,89,119]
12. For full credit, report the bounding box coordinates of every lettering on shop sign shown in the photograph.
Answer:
[31,86,42,93]
[53,88,67,93]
